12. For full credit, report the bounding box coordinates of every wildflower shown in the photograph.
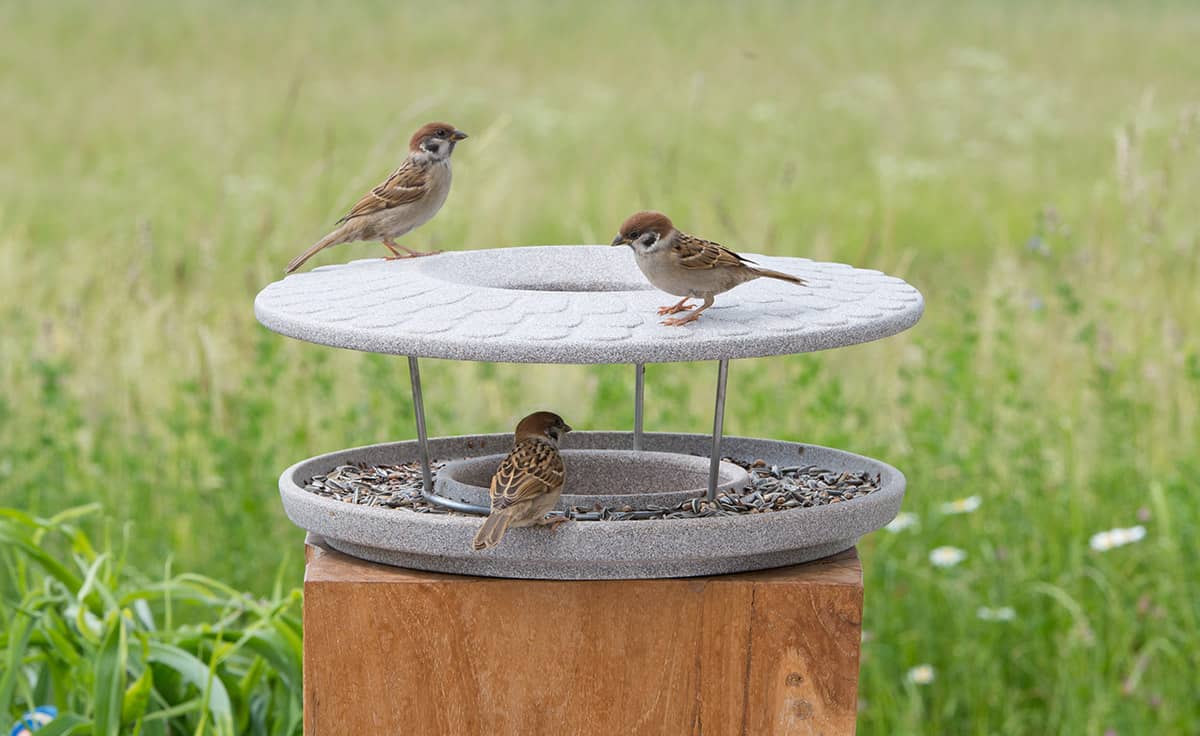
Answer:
[929,546,966,567]
[1089,525,1146,552]
[976,606,1016,622]
[939,495,981,514]
[1026,235,1050,255]
[885,512,918,532]
[906,665,935,685]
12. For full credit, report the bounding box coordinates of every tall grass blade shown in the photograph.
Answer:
[92,611,128,736]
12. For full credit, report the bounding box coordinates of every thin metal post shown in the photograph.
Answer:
[408,356,434,495]
[633,363,645,451]
[408,356,489,515]
[708,359,730,502]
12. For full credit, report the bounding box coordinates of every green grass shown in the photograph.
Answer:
[1,0,1198,732]
[0,506,302,735]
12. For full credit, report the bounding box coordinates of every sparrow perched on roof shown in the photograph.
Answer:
[611,210,807,325]
[284,121,468,273]
[472,412,572,551]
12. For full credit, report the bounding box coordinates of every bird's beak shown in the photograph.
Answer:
[562,423,573,434]
[451,130,468,141]
[610,234,627,247]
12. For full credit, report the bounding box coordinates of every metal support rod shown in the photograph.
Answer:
[409,355,489,515]
[408,356,434,496]
[633,363,645,451]
[708,359,730,502]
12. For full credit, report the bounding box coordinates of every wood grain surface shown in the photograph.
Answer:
[304,540,863,735]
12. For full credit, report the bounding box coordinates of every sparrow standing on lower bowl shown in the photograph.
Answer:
[611,210,807,325]
[284,121,468,273]
[472,411,572,551]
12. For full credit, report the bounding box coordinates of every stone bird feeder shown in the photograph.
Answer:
[256,244,923,734]
[255,245,923,579]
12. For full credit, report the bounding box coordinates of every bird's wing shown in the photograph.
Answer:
[489,440,565,509]
[336,159,429,223]
[672,233,755,270]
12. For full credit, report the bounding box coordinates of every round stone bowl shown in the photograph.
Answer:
[435,449,751,509]
[279,431,905,580]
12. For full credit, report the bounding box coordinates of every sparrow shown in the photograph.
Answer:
[284,121,468,273]
[611,210,807,325]
[472,411,572,551]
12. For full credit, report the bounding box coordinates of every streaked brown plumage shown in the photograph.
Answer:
[472,411,572,551]
[611,210,807,325]
[284,121,468,273]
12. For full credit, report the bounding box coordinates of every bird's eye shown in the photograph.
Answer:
[436,128,448,137]
[628,231,640,239]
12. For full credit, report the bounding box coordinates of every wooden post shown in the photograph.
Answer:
[304,539,863,735]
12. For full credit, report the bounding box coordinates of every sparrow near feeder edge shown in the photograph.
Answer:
[611,210,807,325]
[472,412,573,551]
[284,121,468,273]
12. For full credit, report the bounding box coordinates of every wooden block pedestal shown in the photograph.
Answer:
[304,539,864,735]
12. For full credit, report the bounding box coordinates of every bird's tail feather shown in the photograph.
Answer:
[750,266,807,286]
[472,510,514,551]
[284,228,347,274]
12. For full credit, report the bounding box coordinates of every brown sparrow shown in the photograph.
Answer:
[472,411,572,551]
[611,211,807,325]
[284,121,468,273]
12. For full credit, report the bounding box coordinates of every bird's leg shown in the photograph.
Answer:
[657,296,695,316]
[382,238,439,259]
[662,295,714,326]
[542,512,571,534]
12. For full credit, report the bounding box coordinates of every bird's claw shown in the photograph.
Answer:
[384,250,440,260]
[657,304,694,315]
[661,314,700,326]
[544,513,571,534]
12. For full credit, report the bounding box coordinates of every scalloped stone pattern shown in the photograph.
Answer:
[255,245,924,363]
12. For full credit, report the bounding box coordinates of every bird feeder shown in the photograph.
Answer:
[255,245,923,579]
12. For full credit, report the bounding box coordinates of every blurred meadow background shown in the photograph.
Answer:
[2,0,1199,733]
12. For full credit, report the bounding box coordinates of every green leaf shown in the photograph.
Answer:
[40,611,84,669]
[92,611,128,736]
[0,527,83,593]
[140,696,204,723]
[0,595,40,716]
[224,627,301,694]
[147,642,234,734]
[30,713,91,736]
[46,504,103,527]
[122,666,154,725]
[76,554,115,610]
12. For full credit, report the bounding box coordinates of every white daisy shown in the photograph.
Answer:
[929,546,966,567]
[906,664,935,685]
[976,606,1016,622]
[939,495,982,514]
[1089,525,1147,552]
[885,512,918,532]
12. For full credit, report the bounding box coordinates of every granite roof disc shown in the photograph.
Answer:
[255,245,924,364]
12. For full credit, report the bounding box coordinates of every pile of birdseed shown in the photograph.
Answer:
[301,459,881,520]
